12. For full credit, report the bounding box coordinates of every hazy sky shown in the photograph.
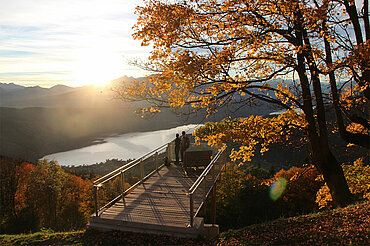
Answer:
[0,0,151,87]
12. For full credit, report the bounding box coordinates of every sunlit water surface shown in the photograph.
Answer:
[43,124,199,166]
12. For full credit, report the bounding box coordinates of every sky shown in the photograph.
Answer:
[0,0,365,88]
[0,0,152,88]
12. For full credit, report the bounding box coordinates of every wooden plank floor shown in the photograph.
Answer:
[92,163,204,231]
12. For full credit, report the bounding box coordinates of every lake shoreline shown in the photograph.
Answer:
[42,124,200,166]
[38,121,187,161]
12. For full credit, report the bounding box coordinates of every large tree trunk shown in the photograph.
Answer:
[296,62,353,207]
[294,11,352,207]
[298,75,353,206]
[323,22,370,148]
[343,0,370,100]
[343,0,364,45]
[364,0,370,41]
[320,151,353,206]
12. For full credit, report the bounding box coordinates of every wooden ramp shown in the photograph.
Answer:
[88,163,205,238]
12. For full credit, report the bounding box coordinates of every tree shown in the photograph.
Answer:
[25,160,66,229]
[15,162,35,213]
[118,0,369,207]
[321,0,369,148]
[25,159,93,230]
[58,174,93,230]
[0,157,19,228]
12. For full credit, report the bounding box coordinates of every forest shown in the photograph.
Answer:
[0,157,144,234]
[1,152,369,234]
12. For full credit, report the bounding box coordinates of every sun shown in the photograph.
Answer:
[72,51,124,87]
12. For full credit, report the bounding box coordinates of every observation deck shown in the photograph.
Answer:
[88,141,227,238]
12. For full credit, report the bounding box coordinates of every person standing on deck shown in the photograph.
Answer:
[174,133,181,165]
[180,131,190,164]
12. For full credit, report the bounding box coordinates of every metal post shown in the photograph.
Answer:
[212,161,215,183]
[211,163,216,224]
[190,193,194,227]
[170,143,173,161]
[203,177,207,216]
[219,164,222,183]
[223,152,227,173]
[155,152,158,170]
[140,159,144,179]
[211,182,216,224]
[167,143,171,163]
[94,185,99,217]
[121,171,125,196]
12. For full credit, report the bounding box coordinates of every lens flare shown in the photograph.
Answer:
[269,177,287,201]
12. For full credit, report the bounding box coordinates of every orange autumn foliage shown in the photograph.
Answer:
[15,162,35,213]
[118,0,368,207]
[6,159,94,231]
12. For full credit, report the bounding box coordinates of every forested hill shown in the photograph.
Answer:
[0,79,364,168]
[0,80,278,161]
[0,107,182,161]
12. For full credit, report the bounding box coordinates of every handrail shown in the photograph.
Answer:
[189,148,224,193]
[188,145,227,227]
[93,142,169,185]
[93,142,171,216]
[92,136,227,226]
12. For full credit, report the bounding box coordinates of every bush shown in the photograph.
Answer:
[215,163,324,231]
[215,163,283,230]
[13,208,40,233]
[1,207,39,234]
[273,165,323,214]
[241,164,273,180]
[316,158,370,209]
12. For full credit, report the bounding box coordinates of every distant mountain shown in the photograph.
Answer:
[0,82,25,90]
[0,83,117,108]
[0,106,183,161]
[110,75,140,88]
[1,77,360,167]
[0,76,147,108]
[49,84,75,94]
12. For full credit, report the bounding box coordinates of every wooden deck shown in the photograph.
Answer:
[88,163,206,237]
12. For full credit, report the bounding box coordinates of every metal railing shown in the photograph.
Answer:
[92,137,228,227]
[93,142,171,216]
[188,145,227,227]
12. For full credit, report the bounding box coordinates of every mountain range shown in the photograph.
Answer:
[0,76,281,162]
[1,76,360,169]
[0,76,139,108]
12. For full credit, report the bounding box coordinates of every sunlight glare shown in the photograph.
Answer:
[72,50,124,87]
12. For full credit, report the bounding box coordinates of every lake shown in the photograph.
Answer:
[43,124,200,166]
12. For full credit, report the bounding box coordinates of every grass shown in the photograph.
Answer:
[217,201,370,245]
[0,229,209,246]
[1,201,369,245]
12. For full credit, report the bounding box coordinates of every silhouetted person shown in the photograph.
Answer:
[180,131,190,164]
[174,133,181,165]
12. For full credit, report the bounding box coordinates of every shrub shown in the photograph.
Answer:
[241,164,273,179]
[273,165,323,214]
[215,163,283,230]
[316,158,370,209]
[217,163,247,209]
[215,163,325,231]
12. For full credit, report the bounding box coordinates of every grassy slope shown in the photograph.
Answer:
[1,201,369,246]
[217,201,369,246]
[0,229,209,246]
